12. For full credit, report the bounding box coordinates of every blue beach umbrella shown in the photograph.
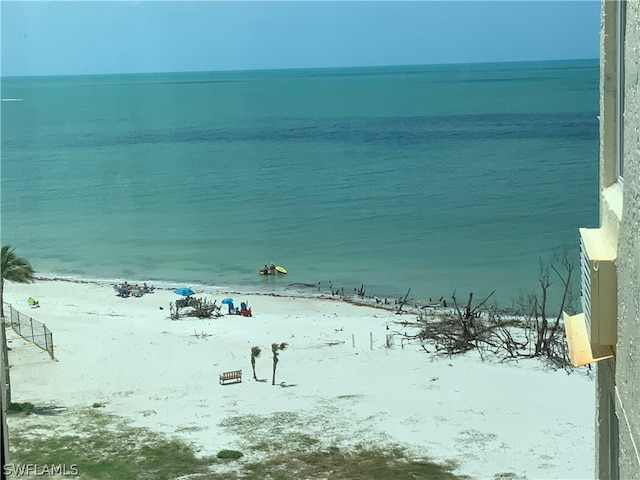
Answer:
[174,287,195,297]
[221,297,234,305]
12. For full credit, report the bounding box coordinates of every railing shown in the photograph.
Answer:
[2,303,55,360]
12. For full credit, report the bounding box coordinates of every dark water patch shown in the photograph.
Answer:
[5,112,597,151]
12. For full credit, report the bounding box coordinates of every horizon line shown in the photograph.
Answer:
[0,57,599,80]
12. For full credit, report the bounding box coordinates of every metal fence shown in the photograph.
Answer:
[3,303,55,360]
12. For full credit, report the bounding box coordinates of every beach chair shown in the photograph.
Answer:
[239,302,252,317]
[115,285,129,297]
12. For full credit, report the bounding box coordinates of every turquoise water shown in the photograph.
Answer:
[1,60,599,306]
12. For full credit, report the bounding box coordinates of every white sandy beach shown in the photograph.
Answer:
[3,279,594,479]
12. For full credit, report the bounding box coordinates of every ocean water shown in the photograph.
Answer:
[1,60,599,307]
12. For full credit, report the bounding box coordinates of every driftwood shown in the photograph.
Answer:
[395,262,576,370]
[176,296,199,309]
[396,298,527,360]
[395,288,411,314]
[170,297,222,320]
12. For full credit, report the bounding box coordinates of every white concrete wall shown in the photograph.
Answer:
[615,0,640,476]
[597,1,640,478]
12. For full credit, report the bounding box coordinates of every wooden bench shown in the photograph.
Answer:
[219,370,242,385]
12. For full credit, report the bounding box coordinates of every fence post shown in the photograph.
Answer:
[1,315,9,476]
[30,318,35,344]
[45,327,54,360]
[1,313,11,406]
[370,332,373,350]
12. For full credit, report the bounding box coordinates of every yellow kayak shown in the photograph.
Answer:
[275,266,287,274]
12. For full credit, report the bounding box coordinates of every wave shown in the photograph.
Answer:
[1,98,24,102]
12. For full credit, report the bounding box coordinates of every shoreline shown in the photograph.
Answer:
[24,258,517,312]
[3,278,594,478]
[25,274,455,316]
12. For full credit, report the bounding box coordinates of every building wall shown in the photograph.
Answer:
[615,0,640,476]
[598,0,640,479]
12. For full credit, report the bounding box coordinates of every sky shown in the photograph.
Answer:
[1,1,600,77]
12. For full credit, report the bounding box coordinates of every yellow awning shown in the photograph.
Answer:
[563,312,614,367]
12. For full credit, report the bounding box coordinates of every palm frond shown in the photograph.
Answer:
[1,245,35,283]
[272,342,288,353]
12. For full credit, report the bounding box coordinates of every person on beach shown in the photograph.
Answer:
[269,262,276,274]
